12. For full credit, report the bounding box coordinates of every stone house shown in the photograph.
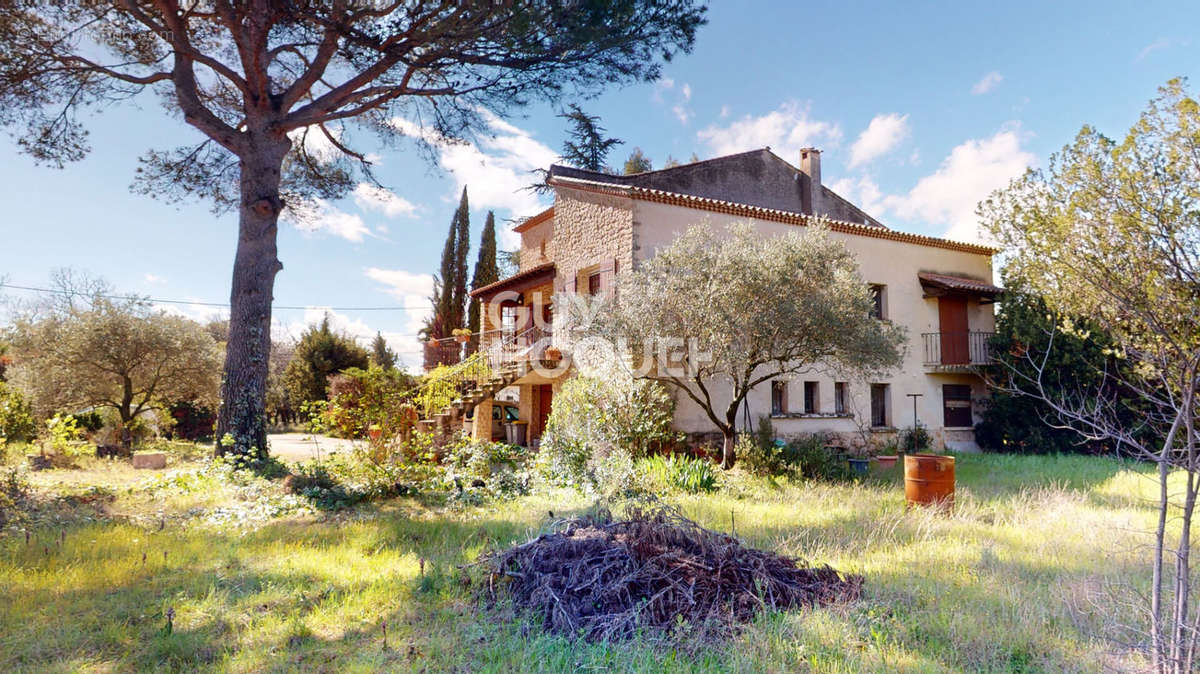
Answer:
[467,148,1001,452]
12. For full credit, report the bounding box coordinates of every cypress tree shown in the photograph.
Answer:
[430,187,470,339]
[469,211,500,339]
[451,187,471,332]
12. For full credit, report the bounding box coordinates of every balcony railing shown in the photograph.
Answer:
[921,331,994,367]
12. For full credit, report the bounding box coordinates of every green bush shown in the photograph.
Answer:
[639,454,717,493]
[0,382,36,446]
[0,466,31,528]
[323,366,417,439]
[737,422,850,481]
[897,425,932,453]
[538,375,679,492]
[442,435,530,497]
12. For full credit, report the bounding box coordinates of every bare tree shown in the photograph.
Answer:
[0,1,706,459]
[981,79,1200,673]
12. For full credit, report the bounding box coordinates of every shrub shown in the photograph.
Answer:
[737,425,850,481]
[323,366,417,438]
[897,424,932,453]
[639,454,717,493]
[539,375,679,492]
[167,401,215,441]
[0,382,36,447]
[0,467,31,528]
[443,435,530,496]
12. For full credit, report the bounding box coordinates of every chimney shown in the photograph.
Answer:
[799,147,822,215]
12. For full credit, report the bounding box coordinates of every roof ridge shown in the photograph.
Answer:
[547,175,999,256]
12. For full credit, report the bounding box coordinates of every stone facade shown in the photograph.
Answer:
[549,188,635,292]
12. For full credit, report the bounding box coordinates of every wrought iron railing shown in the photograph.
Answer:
[921,331,994,366]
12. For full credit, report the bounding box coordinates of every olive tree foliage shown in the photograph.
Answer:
[580,222,906,469]
[5,286,222,433]
[0,1,706,460]
[980,79,1200,673]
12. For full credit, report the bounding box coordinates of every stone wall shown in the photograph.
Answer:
[550,187,635,291]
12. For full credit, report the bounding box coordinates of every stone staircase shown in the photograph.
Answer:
[416,362,528,437]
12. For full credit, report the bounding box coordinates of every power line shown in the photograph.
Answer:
[0,283,430,312]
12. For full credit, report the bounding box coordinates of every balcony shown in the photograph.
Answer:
[921,331,994,370]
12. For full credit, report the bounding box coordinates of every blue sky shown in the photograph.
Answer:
[1,1,1196,370]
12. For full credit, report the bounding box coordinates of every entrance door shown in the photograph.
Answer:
[534,385,554,440]
[938,296,969,365]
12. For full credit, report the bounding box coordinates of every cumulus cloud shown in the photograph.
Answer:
[389,111,555,220]
[828,174,888,221]
[352,183,418,219]
[848,113,909,168]
[884,127,1035,243]
[971,72,1004,95]
[362,267,436,372]
[697,101,841,160]
[281,197,372,243]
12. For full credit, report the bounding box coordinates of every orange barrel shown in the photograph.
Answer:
[904,454,955,509]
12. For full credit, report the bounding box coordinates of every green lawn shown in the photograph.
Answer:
[0,451,1165,672]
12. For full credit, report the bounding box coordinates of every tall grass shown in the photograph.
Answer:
[0,452,1164,672]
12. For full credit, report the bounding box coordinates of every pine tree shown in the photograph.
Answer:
[623,147,653,174]
[560,104,623,172]
[469,211,501,341]
[370,332,397,371]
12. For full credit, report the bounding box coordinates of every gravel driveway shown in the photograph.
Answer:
[267,433,363,463]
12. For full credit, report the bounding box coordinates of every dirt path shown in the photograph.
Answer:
[267,433,363,463]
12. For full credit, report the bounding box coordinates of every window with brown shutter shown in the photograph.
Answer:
[771,381,787,416]
[943,384,973,427]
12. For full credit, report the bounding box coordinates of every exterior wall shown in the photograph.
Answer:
[550,187,635,291]
[518,218,554,272]
[632,199,996,451]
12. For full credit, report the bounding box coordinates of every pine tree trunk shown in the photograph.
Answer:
[215,135,290,460]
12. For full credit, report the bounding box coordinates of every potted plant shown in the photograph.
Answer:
[544,346,562,360]
[452,328,472,344]
[367,424,383,441]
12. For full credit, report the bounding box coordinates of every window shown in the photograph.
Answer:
[501,305,517,340]
[869,284,887,319]
[803,381,819,414]
[943,384,973,427]
[771,380,788,416]
[587,272,602,296]
[870,383,889,427]
[834,382,848,415]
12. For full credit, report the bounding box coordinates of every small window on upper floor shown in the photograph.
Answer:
[869,284,887,320]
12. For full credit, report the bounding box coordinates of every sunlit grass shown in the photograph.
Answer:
[0,452,1165,672]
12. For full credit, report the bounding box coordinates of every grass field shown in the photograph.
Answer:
[0,450,1168,672]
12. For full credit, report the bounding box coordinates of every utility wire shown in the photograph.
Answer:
[0,283,429,312]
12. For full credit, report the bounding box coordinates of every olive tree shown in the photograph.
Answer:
[980,79,1200,673]
[6,292,222,441]
[582,222,906,469]
[0,1,706,459]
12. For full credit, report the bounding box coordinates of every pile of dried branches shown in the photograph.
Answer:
[482,506,863,642]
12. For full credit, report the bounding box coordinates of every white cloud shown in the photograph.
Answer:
[1136,38,1185,61]
[654,78,694,125]
[848,113,909,168]
[282,197,372,243]
[697,101,842,160]
[144,273,165,285]
[829,174,888,220]
[352,183,418,218]
[363,267,436,372]
[884,127,1035,243]
[719,104,731,119]
[389,111,555,220]
[971,72,1004,95]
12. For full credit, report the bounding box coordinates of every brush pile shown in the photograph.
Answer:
[482,506,862,641]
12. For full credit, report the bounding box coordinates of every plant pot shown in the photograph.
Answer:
[874,455,898,469]
[368,428,382,441]
[455,334,470,344]
[847,457,870,475]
